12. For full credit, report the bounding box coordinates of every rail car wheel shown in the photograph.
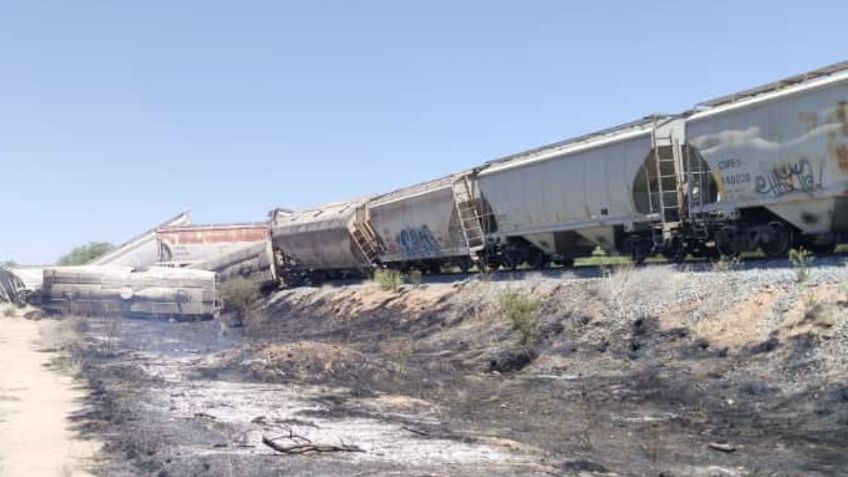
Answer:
[716,229,741,259]
[762,221,793,258]
[502,251,520,271]
[626,237,653,265]
[528,249,550,270]
[457,258,472,274]
[806,237,837,255]
[662,237,687,264]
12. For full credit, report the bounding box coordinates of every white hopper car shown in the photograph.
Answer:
[264,61,848,283]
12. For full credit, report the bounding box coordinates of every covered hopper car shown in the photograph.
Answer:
[473,61,848,266]
[367,172,487,273]
[264,61,848,282]
[269,199,382,285]
[42,265,218,319]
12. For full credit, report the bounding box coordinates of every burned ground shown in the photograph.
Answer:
[63,262,848,476]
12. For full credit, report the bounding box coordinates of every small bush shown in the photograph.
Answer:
[220,277,260,325]
[498,290,540,345]
[374,269,403,293]
[3,306,16,317]
[408,269,423,288]
[789,247,813,283]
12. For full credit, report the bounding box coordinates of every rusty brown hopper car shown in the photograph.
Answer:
[156,223,270,267]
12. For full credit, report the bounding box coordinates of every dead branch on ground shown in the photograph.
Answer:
[261,429,364,455]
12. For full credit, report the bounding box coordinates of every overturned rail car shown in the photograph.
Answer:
[42,265,218,319]
[0,268,26,305]
[189,240,277,287]
[156,223,270,267]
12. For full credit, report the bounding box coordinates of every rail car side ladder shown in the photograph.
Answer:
[351,213,382,263]
[648,129,686,245]
[452,175,487,257]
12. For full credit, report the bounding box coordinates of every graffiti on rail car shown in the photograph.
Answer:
[395,225,442,259]
[754,157,822,197]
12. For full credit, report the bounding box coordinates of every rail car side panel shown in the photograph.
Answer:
[156,225,269,265]
[477,134,653,252]
[369,186,467,263]
[272,226,364,270]
[687,77,848,234]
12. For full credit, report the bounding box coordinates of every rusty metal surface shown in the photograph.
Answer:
[156,223,269,265]
[687,71,848,234]
[92,212,192,267]
[368,175,468,263]
[270,198,374,270]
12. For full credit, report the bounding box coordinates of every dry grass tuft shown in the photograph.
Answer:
[498,289,540,345]
[374,269,403,293]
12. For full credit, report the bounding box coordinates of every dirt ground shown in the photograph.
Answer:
[0,307,101,476]
[40,264,848,476]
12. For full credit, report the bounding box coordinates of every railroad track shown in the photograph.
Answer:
[321,250,848,288]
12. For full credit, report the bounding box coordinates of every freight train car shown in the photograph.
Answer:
[474,116,703,266]
[91,212,192,268]
[269,199,382,285]
[189,240,277,287]
[682,62,848,257]
[42,265,218,319]
[156,223,270,267]
[367,173,486,273]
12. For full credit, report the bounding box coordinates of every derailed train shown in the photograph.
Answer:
[37,62,848,311]
[41,266,218,319]
[269,62,848,284]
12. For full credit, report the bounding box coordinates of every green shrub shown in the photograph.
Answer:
[408,270,423,288]
[2,306,16,317]
[220,277,260,324]
[56,241,116,266]
[374,269,403,292]
[789,247,813,283]
[498,290,540,345]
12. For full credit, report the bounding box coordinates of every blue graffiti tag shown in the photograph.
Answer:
[395,225,442,259]
[754,157,821,197]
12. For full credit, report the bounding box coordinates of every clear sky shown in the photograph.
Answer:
[1,1,846,264]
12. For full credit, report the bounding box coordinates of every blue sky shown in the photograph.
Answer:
[1,1,846,264]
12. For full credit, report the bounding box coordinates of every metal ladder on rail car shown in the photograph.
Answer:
[351,216,382,264]
[452,175,487,256]
[647,131,686,245]
[684,144,709,222]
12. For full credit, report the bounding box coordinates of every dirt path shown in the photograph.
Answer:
[0,314,100,477]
